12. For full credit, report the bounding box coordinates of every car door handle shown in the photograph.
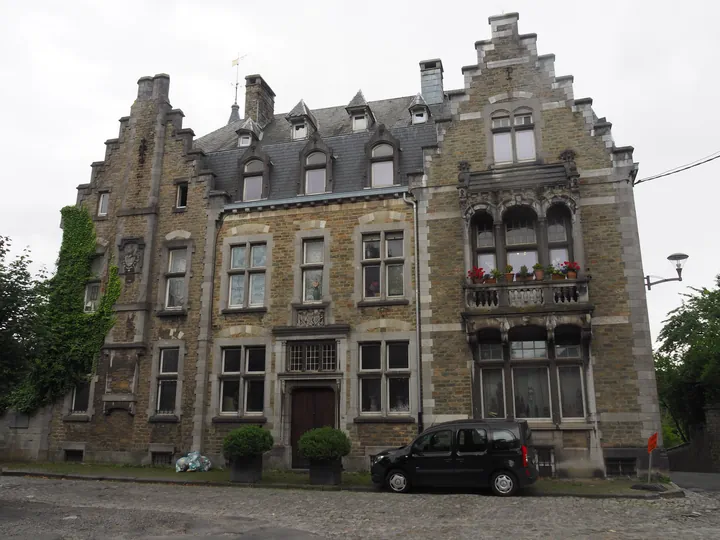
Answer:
[444,458,453,463]
[456,458,464,463]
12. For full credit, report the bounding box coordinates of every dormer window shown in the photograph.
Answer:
[242,160,264,201]
[305,152,327,195]
[239,134,251,147]
[353,115,367,132]
[412,111,427,124]
[371,144,395,187]
[292,123,307,140]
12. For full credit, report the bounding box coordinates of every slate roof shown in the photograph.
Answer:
[346,90,368,109]
[285,99,318,129]
[408,93,428,110]
[196,95,447,202]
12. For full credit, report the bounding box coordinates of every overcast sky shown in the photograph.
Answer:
[1,0,718,343]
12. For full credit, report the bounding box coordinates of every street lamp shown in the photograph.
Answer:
[645,253,689,290]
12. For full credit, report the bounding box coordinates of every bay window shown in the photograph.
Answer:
[476,325,587,422]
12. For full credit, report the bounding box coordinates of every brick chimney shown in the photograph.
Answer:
[244,75,276,127]
[419,59,444,105]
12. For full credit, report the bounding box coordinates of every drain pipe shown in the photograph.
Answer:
[403,191,423,434]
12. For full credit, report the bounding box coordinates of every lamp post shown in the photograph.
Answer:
[645,253,689,290]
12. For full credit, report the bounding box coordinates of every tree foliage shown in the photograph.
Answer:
[0,237,45,412]
[6,206,121,413]
[655,275,720,442]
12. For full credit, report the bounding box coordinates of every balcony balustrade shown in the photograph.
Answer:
[464,278,589,310]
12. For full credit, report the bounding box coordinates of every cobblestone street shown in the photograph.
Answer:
[2,476,720,539]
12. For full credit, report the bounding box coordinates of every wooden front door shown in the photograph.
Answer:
[291,388,336,468]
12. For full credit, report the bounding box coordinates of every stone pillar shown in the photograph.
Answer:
[494,222,506,271]
[537,217,548,267]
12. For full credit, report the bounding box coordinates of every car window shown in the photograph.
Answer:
[491,428,519,450]
[414,430,452,453]
[457,428,488,453]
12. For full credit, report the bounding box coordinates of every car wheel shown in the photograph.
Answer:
[386,469,411,493]
[491,471,518,497]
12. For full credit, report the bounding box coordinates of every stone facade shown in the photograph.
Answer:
[1,12,661,477]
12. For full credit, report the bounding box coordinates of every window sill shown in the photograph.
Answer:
[353,416,416,424]
[148,415,179,423]
[212,416,267,424]
[63,414,90,423]
[156,309,188,317]
[357,299,410,308]
[222,307,268,315]
[93,215,109,222]
[172,207,187,213]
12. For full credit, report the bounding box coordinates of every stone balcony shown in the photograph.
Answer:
[464,278,590,312]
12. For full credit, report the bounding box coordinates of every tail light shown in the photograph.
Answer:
[521,445,528,468]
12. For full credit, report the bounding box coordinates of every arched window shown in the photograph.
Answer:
[491,107,536,165]
[504,207,538,272]
[547,204,573,269]
[472,212,496,272]
[242,160,264,201]
[305,152,327,195]
[370,143,394,187]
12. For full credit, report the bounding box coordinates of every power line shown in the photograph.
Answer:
[634,150,720,185]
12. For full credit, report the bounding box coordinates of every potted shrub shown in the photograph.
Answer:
[517,265,531,282]
[545,264,555,280]
[466,265,485,284]
[485,268,501,284]
[503,264,514,283]
[223,425,274,483]
[532,263,544,281]
[298,427,351,485]
[562,261,580,280]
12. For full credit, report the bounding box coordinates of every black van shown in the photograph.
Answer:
[370,419,538,496]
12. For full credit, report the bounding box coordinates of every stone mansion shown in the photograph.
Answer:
[1,13,661,476]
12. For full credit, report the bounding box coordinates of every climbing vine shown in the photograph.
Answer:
[9,206,121,413]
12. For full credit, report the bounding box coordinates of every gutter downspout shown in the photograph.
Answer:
[403,191,424,434]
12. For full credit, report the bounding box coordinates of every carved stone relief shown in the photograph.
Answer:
[118,237,145,277]
[296,308,325,327]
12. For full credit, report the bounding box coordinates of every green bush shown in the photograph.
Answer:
[298,427,351,461]
[222,426,273,459]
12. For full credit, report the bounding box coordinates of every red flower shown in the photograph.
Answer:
[562,261,580,273]
[467,266,485,280]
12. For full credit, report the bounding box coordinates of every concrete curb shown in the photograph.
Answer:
[0,469,685,498]
[0,469,377,492]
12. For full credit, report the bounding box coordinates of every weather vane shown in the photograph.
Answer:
[231,52,248,105]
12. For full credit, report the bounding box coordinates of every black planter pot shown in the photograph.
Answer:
[229,455,263,483]
[309,458,343,485]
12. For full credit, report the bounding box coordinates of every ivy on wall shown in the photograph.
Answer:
[9,206,120,413]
